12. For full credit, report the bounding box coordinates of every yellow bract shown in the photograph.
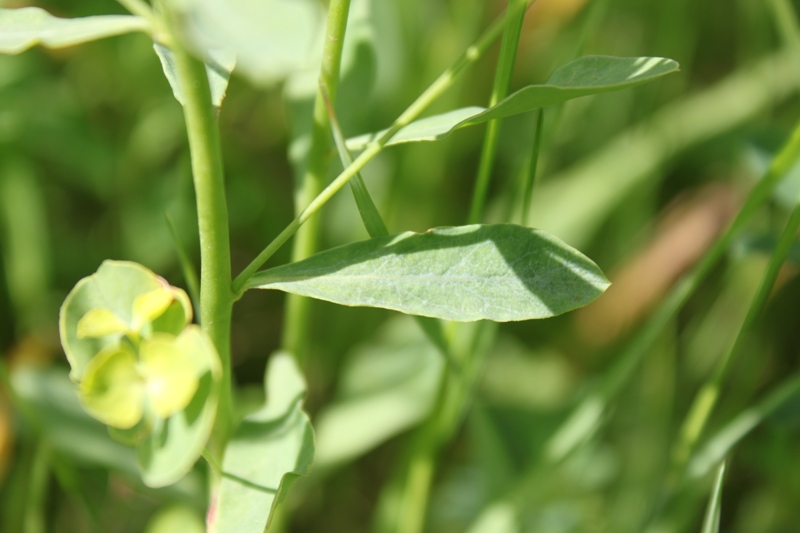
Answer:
[79,345,145,429]
[76,308,130,339]
[132,287,176,332]
[140,334,201,419]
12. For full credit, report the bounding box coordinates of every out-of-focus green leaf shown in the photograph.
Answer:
[170,0,322,86]
[246,224,610,322]
[346,56,679,150]
[137,326,221,488]
[0,7,148,55]
[59,260,191,381]
[315,317,442,468]
[211,352,314,533]
[153,44,235,108]
[145,504,205,533]
[701,462,726,533]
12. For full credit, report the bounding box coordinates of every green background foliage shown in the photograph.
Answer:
[2,0,800,532]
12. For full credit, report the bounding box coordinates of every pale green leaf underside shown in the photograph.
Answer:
[346,55,679,150]
[0,7,148,55]
[153,44,235,108]
[247,224,610,322]
[175,0,322,87]
[212,352,314,533]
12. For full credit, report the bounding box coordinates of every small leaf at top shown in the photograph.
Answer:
[166,0,322,87]
[246,224,610,322]
[0,7,149,55]
[346,55,679,150]
[153,43,235,108]
[79,345,144,429]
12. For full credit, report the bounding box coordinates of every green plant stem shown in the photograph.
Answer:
[671,196,800,474]
[468,0,528,224]
[283,0,352,359]
[767,0,800,50]
[520,109,544,224]
[24,443,48,533]
[465,116,800,532]
[116,0,155,23]
[232,2,532,294]
[171,44,234,442]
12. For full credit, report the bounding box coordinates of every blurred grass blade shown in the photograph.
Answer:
[689,374,800,478]
[468,0,528,224]
[165,214,200,311]
[346,56,679,151]
[0,7,148,54]
[153,44,235,108]
[246,224,610,322]
[701,462,726,533]
[520,109,544,225]
[672,199,800,471]
[322,84,389,239]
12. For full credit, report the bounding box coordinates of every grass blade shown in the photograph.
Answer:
[700,462,726,533]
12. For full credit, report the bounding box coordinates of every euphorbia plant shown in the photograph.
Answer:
[0,0,681,530]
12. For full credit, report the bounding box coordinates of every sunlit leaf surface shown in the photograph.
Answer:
[247,224,610,321]
[346,56,679,150]
[0,7,148,55]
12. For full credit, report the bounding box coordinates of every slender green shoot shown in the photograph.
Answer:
[468,0,529,224]
[165,213,201,311]
[116,0,155,23]
[700,462,726,533]
[671,196,800,473]
[283,0,353,358]
[520,109,544,224]
[767,0,800,50]
[231,1,534,294]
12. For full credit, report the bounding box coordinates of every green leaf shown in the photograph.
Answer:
[701,462,726,533]
[315,317,442,468]
[60,260,191,381]
[137,326,221,488]
[346,55,680,150]
[79,345,145,429]
[153,44,235,108]
[246,224,610,322]
[0,7,148,55]
[169,0,323,87]
[211,352,314,533]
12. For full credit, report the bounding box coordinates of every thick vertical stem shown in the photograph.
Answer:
[171,46,234,439]
[284,0,352,358]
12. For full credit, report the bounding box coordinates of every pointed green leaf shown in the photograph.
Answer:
[153,44,235,108]
[60,260,191,381]
[79,345,144,430]
[211,352,314,533]
[137,326,221,488]
[0,7,148,55]
[246,224,610,322]
[346,55,679,150]
[168,0,322,86]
